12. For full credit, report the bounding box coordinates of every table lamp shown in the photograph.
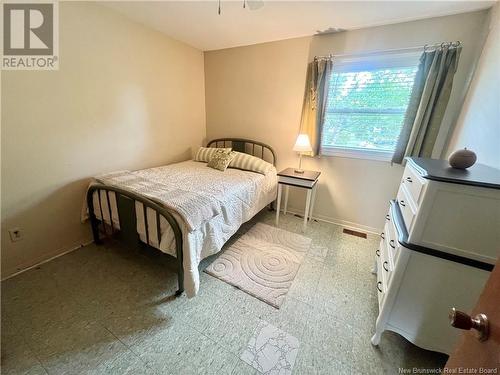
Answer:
[293,134,312,173]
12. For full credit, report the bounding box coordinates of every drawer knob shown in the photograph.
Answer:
[376,250,380,257]
[389,240,396,249]
[449,308,489,341]
[377,281,383,293]
[380,232,385,239]
[399,200,406,207]
[386,214,390,221]
[383,261,389,272]
[406,177,413,183]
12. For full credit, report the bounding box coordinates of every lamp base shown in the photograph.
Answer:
[295,153,305,174]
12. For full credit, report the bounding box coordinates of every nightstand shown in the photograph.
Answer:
[276,168,321,231]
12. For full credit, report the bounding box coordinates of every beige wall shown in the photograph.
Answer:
[1,3,206,277]
[2,4,494,277]
[447,4,500,169]
[204,10,489,233]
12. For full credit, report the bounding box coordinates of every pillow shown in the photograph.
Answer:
[207,151,236,171]
[228,152,274,175]
[194,147,232,162]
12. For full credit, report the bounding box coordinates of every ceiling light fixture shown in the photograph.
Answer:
[218,0,264,15]
[315,27,346,35]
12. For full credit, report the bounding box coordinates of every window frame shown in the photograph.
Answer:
[320,145,394,161]
[319,51,421,162]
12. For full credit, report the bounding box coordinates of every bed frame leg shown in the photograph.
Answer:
[175,270,184,296]
[175,240,184,296]
[175,254,184,295]
[87,191,102,245]
[90,215,102,245]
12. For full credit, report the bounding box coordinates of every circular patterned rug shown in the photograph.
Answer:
[204,223,311,308]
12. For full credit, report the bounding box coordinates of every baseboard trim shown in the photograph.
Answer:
[1,239,94,281]
[281,206,381,235]
[2,210,380,280]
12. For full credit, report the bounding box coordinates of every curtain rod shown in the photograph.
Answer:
[314,41,461,60]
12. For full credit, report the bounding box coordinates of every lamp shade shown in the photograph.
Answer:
[293,134,312,152]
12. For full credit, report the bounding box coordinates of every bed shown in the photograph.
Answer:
[85,138,277,297]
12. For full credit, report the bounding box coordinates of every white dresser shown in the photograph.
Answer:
[372,157,500,355]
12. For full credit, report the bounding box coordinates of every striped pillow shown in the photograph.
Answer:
[229,152,274,175]
[194,147,232,162]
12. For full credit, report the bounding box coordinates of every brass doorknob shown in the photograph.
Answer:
[449,307,489,341]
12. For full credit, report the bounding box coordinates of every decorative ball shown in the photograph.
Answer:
[448,148,477,169]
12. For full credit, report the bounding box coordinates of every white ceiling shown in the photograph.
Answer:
[103,1,495,51]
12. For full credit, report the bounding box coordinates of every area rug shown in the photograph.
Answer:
[241,320,300,374]
[204,223,311,308]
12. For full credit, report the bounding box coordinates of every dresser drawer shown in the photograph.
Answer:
[382,223,394,282]
[376,253,386,306]
[386,211,398,255]
[377,222,393,264]
[397,185,416,231]
[386,234,398,270]
[375,238,383,264]
[402,163,427,207]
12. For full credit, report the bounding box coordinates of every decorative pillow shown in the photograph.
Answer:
[228,152,274,175]
[207,151,236,171]
[194,147,232,162]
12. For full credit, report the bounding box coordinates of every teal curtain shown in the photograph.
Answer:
[299,58,333,156]
[392,45,462,164]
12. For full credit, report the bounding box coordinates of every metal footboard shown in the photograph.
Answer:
[86,138,276,297]
[86,184,184,295]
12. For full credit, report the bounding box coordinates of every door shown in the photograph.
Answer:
[445,261,500,371]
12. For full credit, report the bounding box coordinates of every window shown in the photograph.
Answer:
[320,52,420,161]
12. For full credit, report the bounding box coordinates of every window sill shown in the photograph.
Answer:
[320,147,394,162]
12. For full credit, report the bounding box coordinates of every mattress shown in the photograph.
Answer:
[86,160,277,297]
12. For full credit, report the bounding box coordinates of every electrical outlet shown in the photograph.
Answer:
[8,228,23,242]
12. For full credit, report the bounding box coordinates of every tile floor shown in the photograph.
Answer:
[1,210,448,374]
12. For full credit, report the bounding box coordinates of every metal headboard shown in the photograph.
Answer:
[207,138,277,166]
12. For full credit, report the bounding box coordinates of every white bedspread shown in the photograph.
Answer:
[95,169,221,231]
[86,160,277,297]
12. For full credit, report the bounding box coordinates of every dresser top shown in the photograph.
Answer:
[408,157,500,190]
[278,168,321,181]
